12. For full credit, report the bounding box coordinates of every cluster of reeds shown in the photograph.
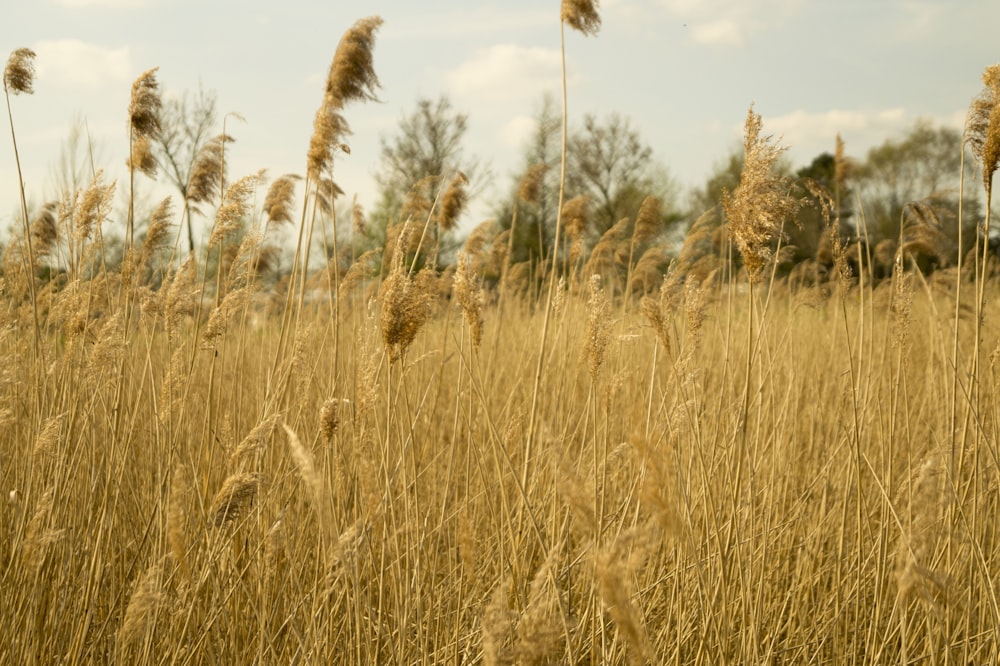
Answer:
[3,8,1000,664]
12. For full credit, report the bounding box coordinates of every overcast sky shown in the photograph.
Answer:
[2,0,999,238]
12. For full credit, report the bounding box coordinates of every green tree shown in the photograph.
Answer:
[491,95,562,266]
[366,95,481,256]
[566,112,680,239]
[854,119,976,252]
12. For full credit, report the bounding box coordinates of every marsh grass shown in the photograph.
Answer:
[2,20,1000,666]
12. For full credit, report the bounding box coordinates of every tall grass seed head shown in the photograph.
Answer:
[4,48,36,95]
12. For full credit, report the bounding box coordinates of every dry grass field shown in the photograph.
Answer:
[3,5,1000,664]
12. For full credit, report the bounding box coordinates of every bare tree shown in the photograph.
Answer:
[150,85,218,253]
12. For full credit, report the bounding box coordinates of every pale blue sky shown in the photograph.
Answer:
[2,0,998,238]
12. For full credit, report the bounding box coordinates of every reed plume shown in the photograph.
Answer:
[453,251,485,351]
[128,68,162,139]
[723,105,799,283]
[187,133,234,209]
[518,163,548,204]
[263,173,300,226]
[210,471,260,527]
[561,0,602,35]
[3,48,36,95]
[967,64,1000,193]
[582,274,612,379]
[326,16,384,105]
[438,171,469,232]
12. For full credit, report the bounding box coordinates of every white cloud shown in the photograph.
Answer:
[692,19,745,47]
[655,0,802,46]
[445,44,565,106]
[501,115,537,149]
[33,40,131,89]
[761,107,965,161]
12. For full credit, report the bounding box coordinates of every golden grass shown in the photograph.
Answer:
[3,23,1000,666]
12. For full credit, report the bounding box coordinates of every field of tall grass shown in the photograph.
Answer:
[3,5,1000,665]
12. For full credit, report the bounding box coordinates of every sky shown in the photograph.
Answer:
[2,0,999,240]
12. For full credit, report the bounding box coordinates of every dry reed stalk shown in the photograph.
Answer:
[210,471,260,527]
[201,286,249,348]
[453,251,486,351]
[967,64,1000,194]
[515,549,565,663]
[896,450,949,606]
[116,560,167,659]
[582,274,612,380]
[127,68,162,248]
[166,464,191,576]
[723,105,799,283]
[30,202,58,262]
[583,215,630,280]
[262,173,300,226]
[208,173,259,248]
[561,0,602,35]
[379,247,435,363]
[562,194,591,274]
[640,279,673,355]
[282,423,330,534]
[22,485,63,575]
[229,414,279,469]
[73,171,115,245]
[438,171,469,233]
[187,133,234,210]
[139,197,174,274]
[319,398,342,442]
[340,248,380,295]
[128,134,157,178]
[31,413,66,458]
[481,580,515,666]
[595,525,655,665]
[4,48,36,95]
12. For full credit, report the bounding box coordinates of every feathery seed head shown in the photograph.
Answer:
[187,133,234,206]
[582,274,612,380]
[211,472,260,527]
[31,202,59,260]
[518,163,547,204]
[562,0,602,35]
[74,172,116,243]
[209,173,258,247]
[379,248,435,363]
[307,97,351,180]
[722,105,800,283]
[263,173,300,226]
[128,68,162,139]
[967,64,1000,193]
[319,399,341,442]
[453,251,485,351]
[438,171,469,232]
[4,48,36,95]
[632,195,663,247]
[326,16,383,105]
[128,134,157,178]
